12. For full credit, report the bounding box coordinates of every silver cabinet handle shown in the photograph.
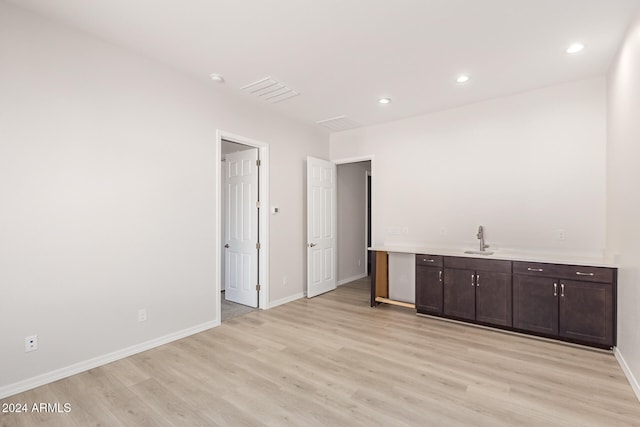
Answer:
[527,267,543,272]
[561,283,565,297]
[423,258,435,262]
[471,274,475,286]
[439,270,442,282]
[308,243,316,247]
[553,283,557,297]
[477,274,480,287]
[576,271,594,276]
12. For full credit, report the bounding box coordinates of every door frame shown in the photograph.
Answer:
[216,130,270,324]
[333,155,375,278]
[365,169,371,276]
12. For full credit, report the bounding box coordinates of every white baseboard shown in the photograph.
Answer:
[268,292,303,309]
[0,320,219,400]
[337,273,367,286]
[614,346,640,403]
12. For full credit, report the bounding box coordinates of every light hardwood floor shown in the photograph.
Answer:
[2,277,640,426]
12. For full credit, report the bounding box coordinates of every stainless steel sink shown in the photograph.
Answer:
[464,250,494,256]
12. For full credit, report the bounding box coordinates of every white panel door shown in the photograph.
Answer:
[306,157,337,298]
[224,149,259,307]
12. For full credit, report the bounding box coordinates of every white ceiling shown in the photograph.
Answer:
[9,0,640,131]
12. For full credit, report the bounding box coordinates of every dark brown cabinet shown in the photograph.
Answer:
[512,275,558,335]
[442,257,512,327]
[475,270,514,327]
[513,261,615,347]
[415,255,443,315]
[559,279,613,344]
[443,266,476,320]
[375,249,617,350]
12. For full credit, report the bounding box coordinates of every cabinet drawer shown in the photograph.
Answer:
[513,261,614,283]
[444,256,511,274]
[416,254,443,267]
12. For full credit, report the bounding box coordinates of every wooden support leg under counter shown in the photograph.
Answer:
[369,250,387,307]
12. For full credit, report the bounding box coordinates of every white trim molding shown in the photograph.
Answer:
[332,154,376,249]
[615,346,640,403]
[269,292,304,309]
[337,273,368,286]
[0,321,218,400]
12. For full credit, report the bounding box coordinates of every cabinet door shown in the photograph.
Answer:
[513,275,558,335]
[416,265,443,315]
[559,280,613,346]
[443,268,475,321]
[475,271,512,327]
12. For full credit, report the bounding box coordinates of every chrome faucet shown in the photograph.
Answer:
[477,225,490,252]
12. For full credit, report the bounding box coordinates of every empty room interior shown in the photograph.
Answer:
[3,0,640,425]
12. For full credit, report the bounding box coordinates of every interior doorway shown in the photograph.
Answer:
[335,158,373,286]
[221,141,258,321]
[217,131,270,323]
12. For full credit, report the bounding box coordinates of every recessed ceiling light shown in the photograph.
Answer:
[566,43,584,54]
[378,98,392,104]
[209,73,225,83]
[456,74,470,84]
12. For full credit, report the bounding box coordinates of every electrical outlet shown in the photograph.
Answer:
[387,227,399,235]
[138,308,148,322]
[283,275,288,286]
[358,258,362,267]
[25,335,38,352]
[556,229,566,241]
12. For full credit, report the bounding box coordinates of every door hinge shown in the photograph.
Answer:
[256,284,261,291]
[256,242,261,250]
[256,201,260,209]
[256,159,261,167]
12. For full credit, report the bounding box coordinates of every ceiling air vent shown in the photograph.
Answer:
[241,77,300,104]
[316,116,361,132]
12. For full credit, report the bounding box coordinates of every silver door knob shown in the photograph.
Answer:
[308,243,317,247]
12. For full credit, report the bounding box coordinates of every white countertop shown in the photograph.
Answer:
[368,245,617,268]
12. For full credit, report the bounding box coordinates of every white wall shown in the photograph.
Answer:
[606,9,640,398]
[330,78,607,257]
[0,3,327,395]
[336,161,370,283]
